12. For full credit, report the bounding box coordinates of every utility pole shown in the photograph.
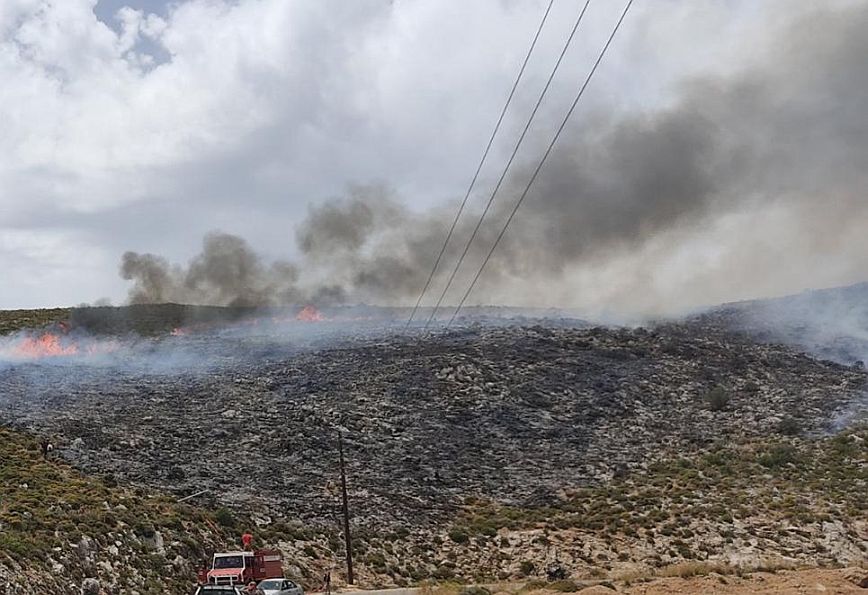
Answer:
[338,430,354,585]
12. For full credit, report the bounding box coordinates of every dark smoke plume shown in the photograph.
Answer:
[121,4,868,313]
[121,232,303,306]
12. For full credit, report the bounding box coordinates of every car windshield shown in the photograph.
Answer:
[213,555,244,569]
[197,587,240,594]
[258,580,282,589]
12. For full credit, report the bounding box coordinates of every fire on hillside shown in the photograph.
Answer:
[0,327,121,361]
[13,332,78,358]
[169,305,329,336]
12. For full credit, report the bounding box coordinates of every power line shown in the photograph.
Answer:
[338,430,354,585]
[404,0,556,329]
[447,0,635,328]
[424,0,594,329]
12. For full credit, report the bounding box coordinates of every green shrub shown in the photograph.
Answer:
[0,534,46,561]
[777,417,801,436]
[758,445,801,469]
[433,565,455,579]
[366,552,386,568]
[707,387,730,411]
[134,521,156,538]
[448,529,469,544]
[214,507,235,527]
[549,579,580,592]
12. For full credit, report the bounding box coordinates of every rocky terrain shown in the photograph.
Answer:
[0,427,240,594]
[3,322,865,523]
[695,282,868,367]
[1,295,867,593]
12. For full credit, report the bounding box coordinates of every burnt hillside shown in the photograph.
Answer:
[2,323,863,528]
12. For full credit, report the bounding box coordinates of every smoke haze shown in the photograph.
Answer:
[121,233,303,306]
[120,2,868,317]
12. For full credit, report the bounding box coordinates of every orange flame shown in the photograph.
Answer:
[14,333,78,358]
[296,305,325,322]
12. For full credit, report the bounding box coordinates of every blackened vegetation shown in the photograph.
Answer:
[1,324,863,530]
[696,282,868,367]
[68,303,258,335]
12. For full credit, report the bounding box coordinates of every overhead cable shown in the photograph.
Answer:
[404,0,557,329]
[424,0,594,329]
[447,0,636,328]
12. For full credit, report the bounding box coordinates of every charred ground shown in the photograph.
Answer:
[3,323,865,524]
[1,299,866,592]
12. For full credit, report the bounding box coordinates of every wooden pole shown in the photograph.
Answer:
[338,431,354,585]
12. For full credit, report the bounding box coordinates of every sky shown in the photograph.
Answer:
[1,0,865,316]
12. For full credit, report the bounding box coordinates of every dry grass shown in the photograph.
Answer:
[450,428,867,557]
[656,560,738,578]
[614,556,801,584]
[418,581,464,595]
[0,308,69,335]
[750,557,800,574]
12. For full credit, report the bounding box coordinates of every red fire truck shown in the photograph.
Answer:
[197,549,284,585]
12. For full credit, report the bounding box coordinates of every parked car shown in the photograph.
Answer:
[256,578,303,595]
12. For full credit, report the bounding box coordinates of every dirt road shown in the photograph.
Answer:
[319,568,866,595]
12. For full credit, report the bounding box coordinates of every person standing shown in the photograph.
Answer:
[241,531,253,550]
[39,438,53,460]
